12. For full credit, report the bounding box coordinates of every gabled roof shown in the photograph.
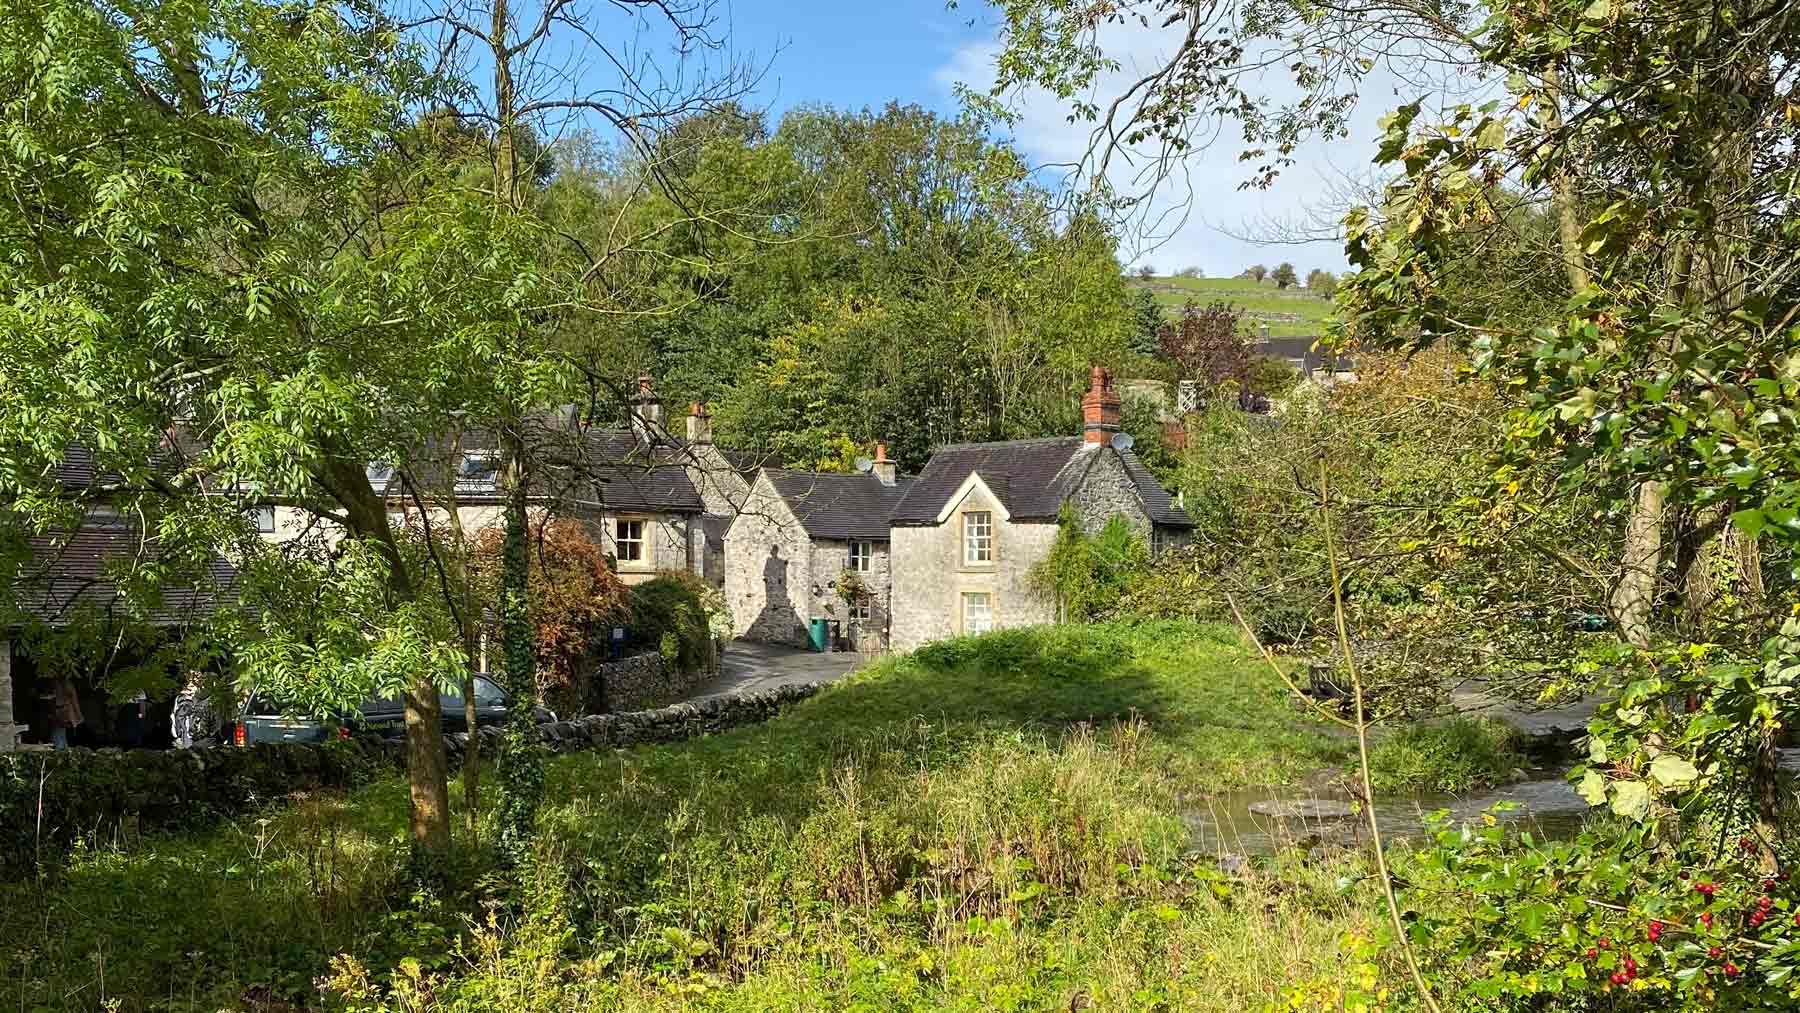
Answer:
[889,436,1192,528]
[762,470,915,541]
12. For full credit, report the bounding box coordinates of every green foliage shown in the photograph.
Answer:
[1366,717,1525,794]
[627,571,728,676]
[0,736,396,878]
[1126,274,1332,337]
[1027,510,1149,621]
[613,103,1135,466]
[1399,810,1800,1009]
[1271,262,1298,290]
[4,623,1376,1011]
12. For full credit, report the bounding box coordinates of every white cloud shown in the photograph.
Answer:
[934,21,1417,277]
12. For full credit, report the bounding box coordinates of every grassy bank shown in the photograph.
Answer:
[7,622,1416,1012]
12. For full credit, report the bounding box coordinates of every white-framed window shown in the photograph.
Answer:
[962,511,993,565]
[962,592,994,635]
[247,505,276,534]
[616,518,645,562]
[848,540,873,573]
[848,599,871,625]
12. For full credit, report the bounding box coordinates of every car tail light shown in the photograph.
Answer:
[233,722,246,747]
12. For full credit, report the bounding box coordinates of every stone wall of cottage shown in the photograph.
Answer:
[600,512,694,585]
[1068,447,1153,535]
[888,479,1059,651]
[806,537,892,651]
[724,479,814,645]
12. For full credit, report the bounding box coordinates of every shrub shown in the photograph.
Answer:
[473,518,630,716]
[628,570,728,675]
[1366,715,1524,794]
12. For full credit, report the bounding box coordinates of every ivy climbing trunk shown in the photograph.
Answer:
[489,0,542,863]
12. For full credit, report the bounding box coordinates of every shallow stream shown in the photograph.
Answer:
[1183,774,1590,856]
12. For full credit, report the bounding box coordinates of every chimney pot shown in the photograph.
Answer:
[871,441,897,486]
[686,402,712,444]
[631,374,663,439]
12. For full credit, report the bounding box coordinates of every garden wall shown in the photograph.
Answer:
[0,682,818,879]
[588,639,723,713]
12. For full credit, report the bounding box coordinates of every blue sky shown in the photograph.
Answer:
[550,1,1383,275]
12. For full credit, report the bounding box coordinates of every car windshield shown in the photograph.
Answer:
[441,675,507,708]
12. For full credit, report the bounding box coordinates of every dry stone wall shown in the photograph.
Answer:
[0,683,819,879]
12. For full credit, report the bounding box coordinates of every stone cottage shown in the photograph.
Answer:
[724,445,913,650]
[378,379,755,587]
[886,367,1192,650]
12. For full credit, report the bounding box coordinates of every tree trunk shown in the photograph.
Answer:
[317,453,454,858]
[1610,480,1667,649]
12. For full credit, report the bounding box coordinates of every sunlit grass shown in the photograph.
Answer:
[6,621,1389,1012]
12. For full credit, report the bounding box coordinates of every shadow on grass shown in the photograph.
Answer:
[2,621,1344,1010]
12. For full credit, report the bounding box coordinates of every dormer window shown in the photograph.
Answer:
[962,511,993,565]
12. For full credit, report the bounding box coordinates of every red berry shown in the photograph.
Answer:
[1610,972,1627,985]
[1763,879,1776,891]
[1599,938,1611,948]
[1697,882,1716,896]
[1759,895,1773,909]
[1741,836,1756,852]
[1710,946,1724,959]
[1701,912,1714,928]
[1726,962,1742,978]
[1625,957,1638,975]
[1586,947,1598,960]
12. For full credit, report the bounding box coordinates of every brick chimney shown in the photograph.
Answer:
[1081,365,1121,444]
[686,402,712,444]
[871,441,897,486]
[631,373,662,440]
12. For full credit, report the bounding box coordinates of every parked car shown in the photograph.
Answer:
[230,674,555,746]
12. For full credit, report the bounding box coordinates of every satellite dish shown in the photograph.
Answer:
[853,456,875,474]
[1110,432,1135,451]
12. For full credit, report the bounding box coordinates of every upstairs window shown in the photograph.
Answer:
[848,540,873,573]
[962,511,993,565]
[616,519,645,562]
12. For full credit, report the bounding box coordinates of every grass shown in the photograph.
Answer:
[1129,275,1333,337]
[1366,716,1527,795]
[4,622,1427,1012]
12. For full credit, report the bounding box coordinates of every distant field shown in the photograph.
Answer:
[1128,274,1333,338]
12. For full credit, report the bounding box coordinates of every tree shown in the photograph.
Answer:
[1136,264,1158,280]
[1334,0,1800,997]
[1157,301,1251,400]
[416,0,753,863]
[1129,288,1166,355]
[1305,269,1338,298]
[1176,265,1205,278]
[0,0,573,858]
[1246,264,1268,282]
[1271,262,1297,289]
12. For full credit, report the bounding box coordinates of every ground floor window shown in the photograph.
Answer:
[617,518,645,561]
[962,592,994,635]
[848,599,871,625]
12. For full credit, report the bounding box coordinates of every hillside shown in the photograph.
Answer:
[1129,274,1334,338]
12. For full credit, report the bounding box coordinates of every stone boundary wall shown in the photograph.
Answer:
[592,641,722,714]
[0,682,819,879]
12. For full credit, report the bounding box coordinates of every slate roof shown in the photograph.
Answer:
[8,525,238,628]
[1257,336,1354,373]
[379,423,706,514]
[762,470,916,541]
[889,436,1192,528]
